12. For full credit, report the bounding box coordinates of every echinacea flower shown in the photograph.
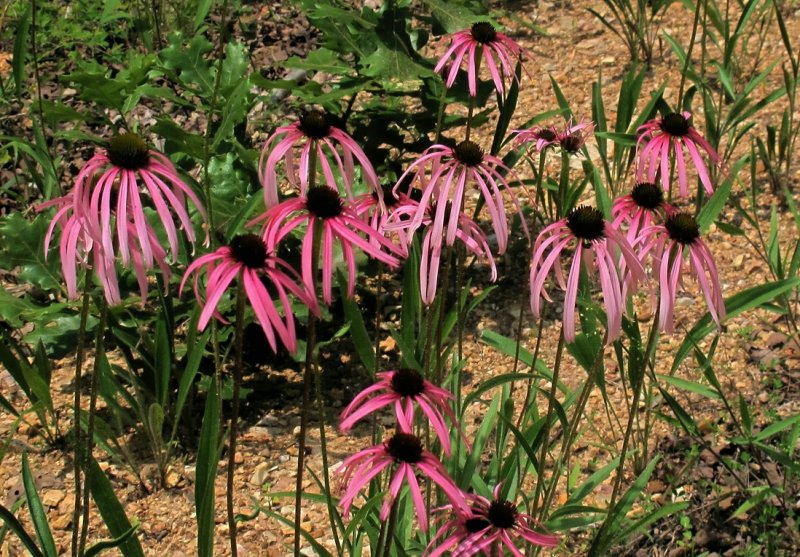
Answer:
[352,184,412,256]
[425,484,559,556]
[530,205,645,342]
[253,186,403,305]
[74,132,206,269]
[258,110,380,208]
[39,191,170,305]
[513,124,559,153]
[386,196,497,305]
[636,212,725,334]
[635,111,721,197]
[338,432,465,531]
[556,118,594,155]
[434,22,526,97]
[396,140,523,258]
[179,233,317,352]
[339,369,466,456]
[611,182,675,244]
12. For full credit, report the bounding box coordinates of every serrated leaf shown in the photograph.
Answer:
[12,5,32,97]
[160,33,214,94]
[0,213,62,290]
[285,48,354,76]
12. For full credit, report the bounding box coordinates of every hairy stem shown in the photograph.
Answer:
[226,280,247,557]
[78,296,108,555]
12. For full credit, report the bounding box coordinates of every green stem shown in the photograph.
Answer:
[380,501,399,557]
[226,279,246,557]
[71,268,92,557]
[677,0,704,107]
[78,296,108,556]
[595,309,660,543]
[315,352,342,555]
[538,348,606,520]
[531,326,566,517]
[294,214,322,557]
[200,0,232,246]
[515,312,545,432]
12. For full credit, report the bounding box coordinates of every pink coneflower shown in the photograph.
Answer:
[530,205,645,343]
[258,110,380,208]
[179,233,317,352]
[386,196,496,305]
[425,485,559,556]
[434,22,526,97]
[352,184,411,256]
[637,212,725,334]
[74,133,206,268]
[611,182,675,244]
[396,140,522,258]
[40,192,169,305]
[253,186,403,305]
[339,369,465,456]
[556,118,594,155]
[338,432,465,531]
[513,124,559,153]
[635,111,721,197]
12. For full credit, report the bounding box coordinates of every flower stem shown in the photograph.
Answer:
[531,326,565,517]
[78,295,108,556]
[315,348,342,554]
[677,0,704,107]
[226,279,247,557]
[294,220,322,557]
[594,311,660,544]
[71,268,92,557]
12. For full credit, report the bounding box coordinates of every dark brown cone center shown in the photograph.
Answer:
[566,205,605,243]
[229,234,268,269]
[306,186,344,219]
[298,110,331,140]
[108,133,150,170]
[470,22,497,44]
[487,499,517,529]
[630,182,664,210]
[664,212,700,245]
[454,140,484,166]
[386,432,423,463]
[390,368,425,398]
[660,113,691,137]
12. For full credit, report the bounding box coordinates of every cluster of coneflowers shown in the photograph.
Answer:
[39,18,726,556]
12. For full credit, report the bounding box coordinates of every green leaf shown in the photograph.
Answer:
[86,457,145,557]
[0,213,62,290]
[194,0,215,31]
[22,452,57,557]
[753,414,800,442]
[12,4,32,97]
[151,118,205,159]
[697,155,746,232]
[337,271,375,373]
[160,33,214,94]
[84,523,141,557]
[0,504,44,557]
[196,379,221,557]
[657,374,720,400]
[421,0,483,33]
[361,43,432,82]
[671,279,800,373]
[285,48,353,76]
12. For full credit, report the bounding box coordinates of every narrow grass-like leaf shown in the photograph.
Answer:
[657,375,720,400]
[84,523,140,557]
[0,504,44,557]
[22,452,57,557]
[196,379,220,557]
[87,457,144,557]
[671,279,800,373]
[338,270,375,373]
